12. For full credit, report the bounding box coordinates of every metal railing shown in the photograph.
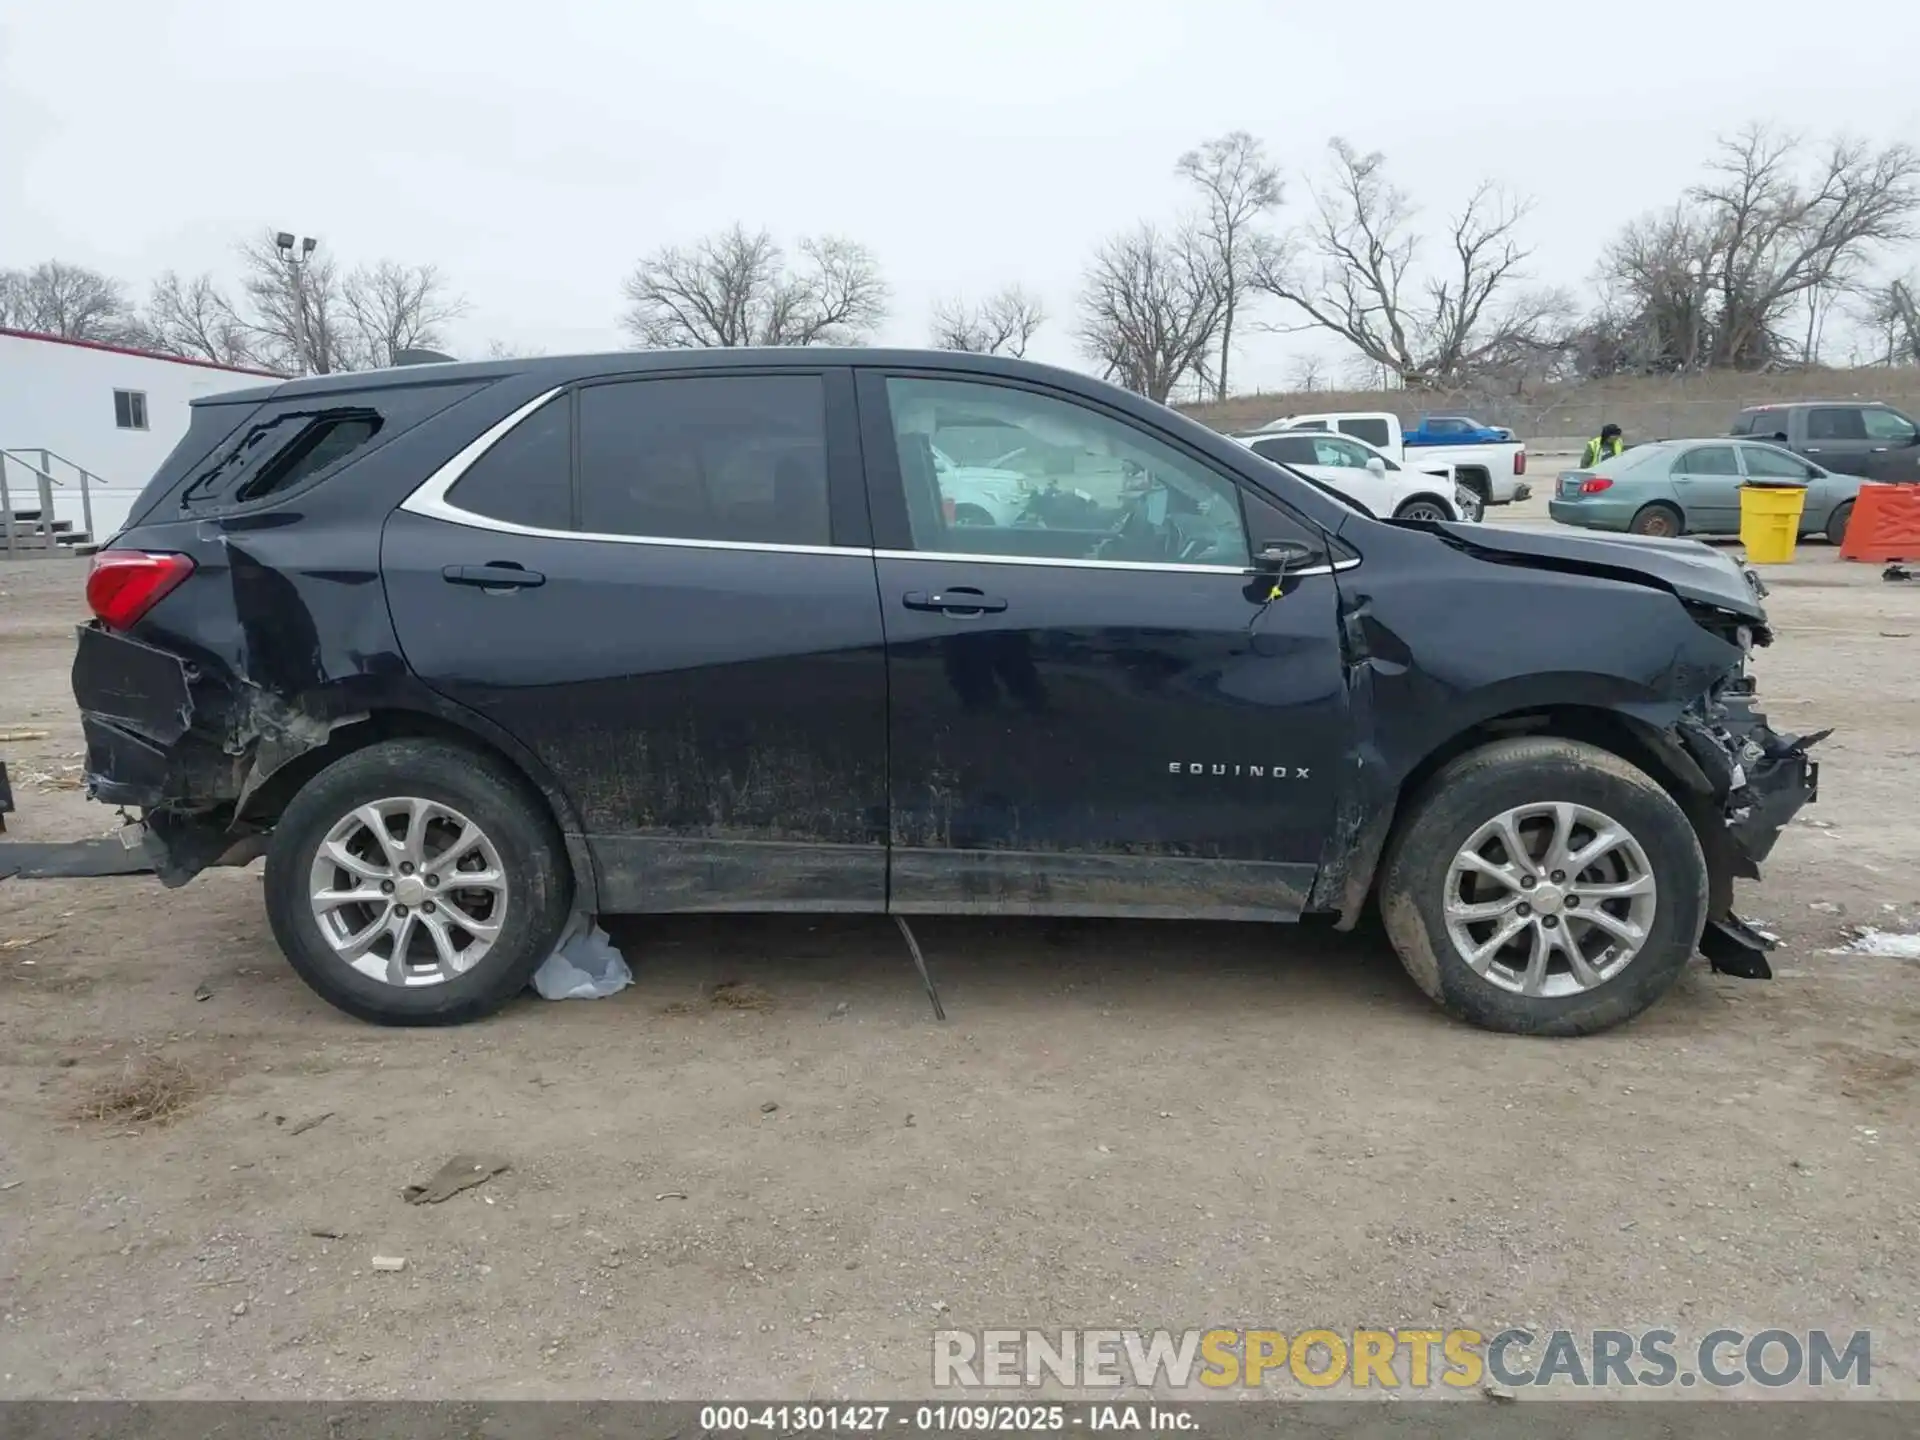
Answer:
[0,448,105,559]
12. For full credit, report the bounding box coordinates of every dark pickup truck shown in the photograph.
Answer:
[1731,401,1920,484]
[60,348,1822,1035]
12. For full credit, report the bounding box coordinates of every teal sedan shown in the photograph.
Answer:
[1547,440,1863,546]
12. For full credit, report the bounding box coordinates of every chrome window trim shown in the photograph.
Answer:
[397,385,863,558]
[398,386,1363,577]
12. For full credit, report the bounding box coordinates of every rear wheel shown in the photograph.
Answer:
[1629,503,1683,538]
[951,504,995,527]
[1378,737,1706,1036]
[1825,500,1854,547]
[264,739,572,1025]
[1394,498,1453,523]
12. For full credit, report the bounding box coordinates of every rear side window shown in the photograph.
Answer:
[1680,445,1740,476]
[1250,436,1314,465]
[1339,417,1392,448]
[1730,410,1758,436]
[446,396,571,531]
[576,376,830,546]
[1807,407,1866,441]
[170,379,485,516]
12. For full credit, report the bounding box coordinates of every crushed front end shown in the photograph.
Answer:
[1669,602,1826,978]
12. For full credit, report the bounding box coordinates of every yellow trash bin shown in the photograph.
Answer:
[1738,482,1806,565]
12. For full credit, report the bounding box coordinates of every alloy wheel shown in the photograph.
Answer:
[307,797,509,986]
[1442,802,1658,997]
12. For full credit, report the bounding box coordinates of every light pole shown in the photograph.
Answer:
[272,230,325,373]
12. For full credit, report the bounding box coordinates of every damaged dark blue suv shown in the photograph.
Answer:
[70,349,1821,1032]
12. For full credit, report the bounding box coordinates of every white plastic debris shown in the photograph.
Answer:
[1839,929,1920,960]
[531,913,633,1000]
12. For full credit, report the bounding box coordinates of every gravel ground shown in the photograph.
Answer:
[2,535,1917,1402]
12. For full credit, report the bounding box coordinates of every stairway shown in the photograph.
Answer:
[1,448,103,558]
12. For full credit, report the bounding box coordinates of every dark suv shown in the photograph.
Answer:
[72,349,1821,1033]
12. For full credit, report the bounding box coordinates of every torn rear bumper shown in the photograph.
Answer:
[72,625,200,809]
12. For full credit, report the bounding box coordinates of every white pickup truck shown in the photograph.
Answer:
[1252,410,1530,519]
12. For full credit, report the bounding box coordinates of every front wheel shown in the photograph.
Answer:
[263,738,573,1025]
[1377,737,1707,1036]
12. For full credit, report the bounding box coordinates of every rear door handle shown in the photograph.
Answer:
[443,563,545,590]
[903,588,1007,615]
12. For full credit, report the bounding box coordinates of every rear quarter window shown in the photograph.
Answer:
[167,379,489,517]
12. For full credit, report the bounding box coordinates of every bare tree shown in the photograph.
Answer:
[1253,139,1563,385]
[928,285,1046,356]
[225,233,464,374]
[1595,128,1920,373]
[340,260,468,369]
[1856,274,1920,365]
[484,338,546,360]
[1176,131,1283,400]
[622,225,888,348]
[1076,222,1226,404]
[0,260,138,341]
[1285,354,1330,392]
[141,271,255,366]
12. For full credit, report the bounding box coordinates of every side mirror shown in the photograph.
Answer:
[1365,457,1387,477]
[1255,539,1316,573]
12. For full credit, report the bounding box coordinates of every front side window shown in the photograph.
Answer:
[1681,445,1740,476]
[1310,436,1374,468]
[1863,408,1918,443]
[1250,436,1315,466]
[1741,445,1814,481]
[884,377,1249,568]
[113,389,148,430]
[576,375,829,546]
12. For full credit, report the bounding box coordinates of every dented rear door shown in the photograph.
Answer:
[382,367,890,913]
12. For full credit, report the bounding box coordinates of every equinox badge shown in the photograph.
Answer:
[1169,763,1310,779]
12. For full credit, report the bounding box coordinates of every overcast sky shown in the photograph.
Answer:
[4,1,1915,388]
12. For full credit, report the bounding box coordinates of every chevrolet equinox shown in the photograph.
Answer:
[70,350,1822,1032]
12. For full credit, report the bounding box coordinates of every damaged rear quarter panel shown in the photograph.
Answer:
[81,378,600,895]
[1310,523,1749,920]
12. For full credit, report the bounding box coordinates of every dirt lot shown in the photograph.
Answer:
[3,527,1918,1401]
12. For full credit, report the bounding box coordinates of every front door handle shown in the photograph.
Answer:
[443,563,545,590]
[903,587,1007,615]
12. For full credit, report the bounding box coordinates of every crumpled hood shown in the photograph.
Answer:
[1430,522,1768,619]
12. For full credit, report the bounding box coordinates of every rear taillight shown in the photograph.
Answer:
[1580,477,1613,495]
[86,550,195,630]
[1514,451,1527,475]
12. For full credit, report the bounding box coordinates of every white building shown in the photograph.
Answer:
[1,327,276,544]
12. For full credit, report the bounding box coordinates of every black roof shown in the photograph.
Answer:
[204,347,1112,406]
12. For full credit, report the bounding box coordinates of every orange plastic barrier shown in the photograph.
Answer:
[1838,483,1920,563]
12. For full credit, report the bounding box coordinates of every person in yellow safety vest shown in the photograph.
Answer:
[1582,423,1625,468]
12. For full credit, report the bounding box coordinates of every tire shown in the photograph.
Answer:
[951,504,996,527]
[1629,503,1683,538]
[264,738,573,1026]
[1377,737,1707,1037]
[1825,500,1854,548]
[1394,498,1453,523]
